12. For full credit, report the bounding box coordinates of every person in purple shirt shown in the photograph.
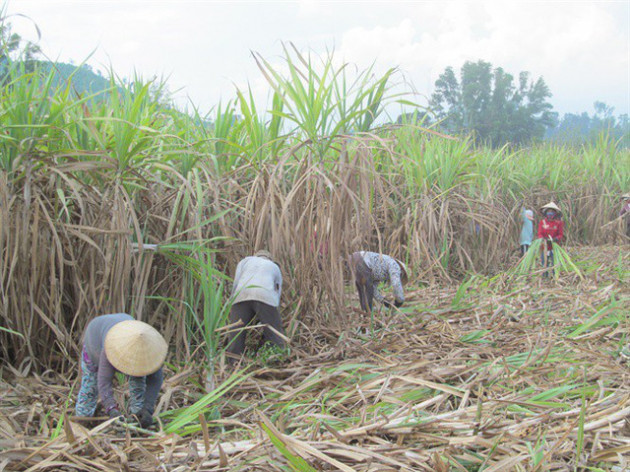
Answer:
[75,314,167,428]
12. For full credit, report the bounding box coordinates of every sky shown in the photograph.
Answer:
[5,0,630,119]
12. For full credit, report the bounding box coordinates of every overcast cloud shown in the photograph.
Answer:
[6,0,629,118]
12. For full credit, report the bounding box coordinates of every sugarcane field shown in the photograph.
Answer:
[1,4,630,471]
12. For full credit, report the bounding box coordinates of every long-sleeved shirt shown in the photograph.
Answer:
[360,251,405,304]
[537,218,564,250]
[231,257,282,307]
[83,314,164,414]
[519,209,534,246]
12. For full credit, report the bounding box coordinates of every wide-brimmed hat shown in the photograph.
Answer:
[104,320,167,377]
[540,202,561,213]
[396,259,409,285]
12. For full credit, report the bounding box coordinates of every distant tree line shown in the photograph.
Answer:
[400,60,627,148]
[547,102,629,147]
[428,60,557,147]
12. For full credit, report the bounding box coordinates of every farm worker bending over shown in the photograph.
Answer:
[75,314,167,428]
[349,251,408,312]
[620,193,630,238]
[520,208,534,256]
[537,202,564,275]
[227,250,285,362]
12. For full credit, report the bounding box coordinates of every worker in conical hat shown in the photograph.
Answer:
[348,251,409,312]
[75,314,167,428]
[541,202,561,213]
[537,202,564,277]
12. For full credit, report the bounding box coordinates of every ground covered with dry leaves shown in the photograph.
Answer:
[1,247,629,471]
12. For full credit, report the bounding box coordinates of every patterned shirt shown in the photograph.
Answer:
[360,251,405,304]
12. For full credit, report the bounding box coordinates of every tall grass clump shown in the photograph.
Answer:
[511,238,584,281]
[158,241,232,389]
[255,43,398,158]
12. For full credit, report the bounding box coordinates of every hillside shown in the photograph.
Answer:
[33,60,111,97]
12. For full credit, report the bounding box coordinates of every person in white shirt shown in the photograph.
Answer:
[227,250,285,361]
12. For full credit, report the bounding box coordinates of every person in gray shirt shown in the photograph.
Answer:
[75,314,167,428]
[226,250,285,362]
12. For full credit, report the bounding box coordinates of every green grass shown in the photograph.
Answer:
[162,369,251,435]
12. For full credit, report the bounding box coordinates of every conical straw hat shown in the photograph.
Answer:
[396,259,409,285]
[540,202,561,213]
[105,320,167,377]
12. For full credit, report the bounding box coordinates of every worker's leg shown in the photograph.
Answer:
[75,348,99,417]
[357,281,368,311]
[349,254,365,310]
[128,376,146,415]
[547,249,555,277]
[255,302,286,348]
[351,252,374,312]
[366,283,375,311]
[226,301,255,359]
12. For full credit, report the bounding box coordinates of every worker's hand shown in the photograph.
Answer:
[108,408,122,420]
[137,408,154,429]
[394,300,403,308]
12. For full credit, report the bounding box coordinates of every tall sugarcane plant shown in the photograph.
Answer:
[0,14,628,373]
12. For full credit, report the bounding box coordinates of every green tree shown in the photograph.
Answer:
[430,60,557,146]
[1,10,41,81]
[548,102,629,147]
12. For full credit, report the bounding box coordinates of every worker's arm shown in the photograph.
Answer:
[97,351,119,415]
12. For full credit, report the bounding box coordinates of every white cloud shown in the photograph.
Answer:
[5,0,628,116]
[333,1,628,115]
[297,0,322,18]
